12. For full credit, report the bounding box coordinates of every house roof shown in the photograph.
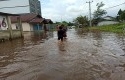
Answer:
[11,13,53,24]
[45,19,53,24]
[30,18,53,24]
[29,18,46,23]
[102,16,115,21]
[0,12,19,16]
[11,13,42,23]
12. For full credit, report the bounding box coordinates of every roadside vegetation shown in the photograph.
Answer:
[72,1,125,33]
[53,2,125,33]
[89,23,125,33]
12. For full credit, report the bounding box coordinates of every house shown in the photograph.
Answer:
[0,12,23,40]
[45,19,53,31]
[97,16,119,26]
[11,13,44,31]
[11,13,53,32]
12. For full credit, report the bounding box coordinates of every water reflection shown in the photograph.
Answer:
[0,29,125,80]
[57,41,67,51]
[0,31,54,79]
[76,28,89,38]
[115,33,125,52]
[23,31,53,43]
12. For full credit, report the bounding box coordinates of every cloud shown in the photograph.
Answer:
[41,0,125,22]
[66,6,82,13]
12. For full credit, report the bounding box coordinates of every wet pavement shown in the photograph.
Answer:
[0,29,125,80]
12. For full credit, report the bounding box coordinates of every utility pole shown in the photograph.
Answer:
[86,1,93,27]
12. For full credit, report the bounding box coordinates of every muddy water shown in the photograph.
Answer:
[0,29,125,80]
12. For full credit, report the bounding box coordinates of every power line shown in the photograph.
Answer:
[0,5,29,9]
[104,2,125,10]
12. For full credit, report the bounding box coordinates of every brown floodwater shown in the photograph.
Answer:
[0,29,125,80]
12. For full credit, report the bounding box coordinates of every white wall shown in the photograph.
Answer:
[104,17,112,20]
[22,23,31,31]
[98,21,119,26]
[30,24,34,31]
[0,15,8,30]
[12,22,31,31]
[11,23,17,30]
[0,0,30,14]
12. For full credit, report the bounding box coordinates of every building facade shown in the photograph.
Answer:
[97,16,119,26]
[11,13,45,31]
[0,15,8,30]
[11,13,53,32]
[0,12,23,40]
[0,0,41,15]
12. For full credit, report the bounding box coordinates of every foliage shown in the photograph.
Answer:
[92,2,107,25]
[55,22,61,24]
[120,10,125,21]
[118,9,122,16]
[61,21,74,27]
[73,15,89,27]
[117,9,125,21]
[93,2,107,19]
[55,21,74,29]
[89,23,125,33]
[68,22,74,26]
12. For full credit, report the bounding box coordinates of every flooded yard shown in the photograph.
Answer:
[0,29,125,80]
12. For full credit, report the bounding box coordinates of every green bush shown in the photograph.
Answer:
[89,23,125,33]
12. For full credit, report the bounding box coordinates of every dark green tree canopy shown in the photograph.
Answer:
[117,9,125,21]
[121,10,125,21]
[73,15,89,27]
[118,9,122,16]
[92,2,107,26]
[93,2,107,19]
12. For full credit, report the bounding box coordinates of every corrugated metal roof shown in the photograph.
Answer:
[0,12,19,16]
[11,13,53,24]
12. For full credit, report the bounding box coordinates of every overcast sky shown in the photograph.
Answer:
[40,0,125,22]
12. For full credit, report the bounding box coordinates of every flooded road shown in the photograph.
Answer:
[0,29,125,80]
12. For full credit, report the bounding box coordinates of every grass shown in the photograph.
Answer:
[89,23,125,33]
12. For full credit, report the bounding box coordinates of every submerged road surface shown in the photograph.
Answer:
[0,29,125,80]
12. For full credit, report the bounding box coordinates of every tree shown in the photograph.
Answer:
[121,10,125,21]
[117,9,125,21]
[117,9,122,21]
[73,15,89,27]
[68,22,74,26]
[55,21,61,24]
[93,2,107,20]
[118,9,122,16]
[61,21,68,26]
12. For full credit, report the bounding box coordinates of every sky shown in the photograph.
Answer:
[40,0,125,22]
